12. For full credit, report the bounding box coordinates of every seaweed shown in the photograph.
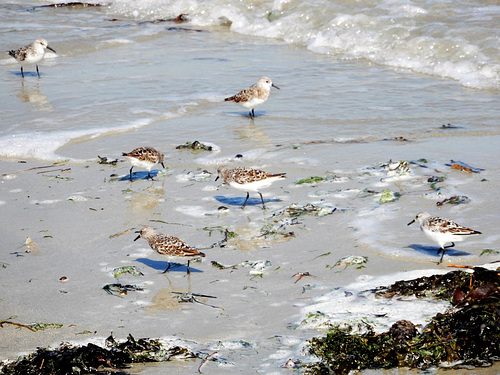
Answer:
[295,176,325,185]
[29,323,63,331]
[436,195,471,206]
[171,292,223,310]
[326,255,368,271]
[272,203,337,217]
[37,2,107,8]
[379,189,400,203]
[305,267,500,373]
[102,283,144,296]
[446,160,484,173]
[0,334,197,374]
[97,156,119,165]
[0,318,36,332]
[111,266,144,278]
[175,141,213,152]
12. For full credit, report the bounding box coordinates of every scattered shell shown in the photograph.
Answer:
[385,160,410,176]
[283,358,301,368]
[24,237,40,253]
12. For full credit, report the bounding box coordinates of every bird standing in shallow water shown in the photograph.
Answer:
[8,38,56,78]
[122,146,165,181]
[407,211,481,264]
[134,226,205,274]
[224,77,279,119]
[216,165,286,209]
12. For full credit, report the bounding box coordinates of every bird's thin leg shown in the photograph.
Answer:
[147,171,152,180]
[162,262,171,273]
[249,109,255,119]
[437,242,455,264]
[241,192,250,209]
[129,167,134,181]
[186,260,191,275]
[36,65,40,78]
[258,192,266,209]
[21,67,24,78]
[438,249,446,264]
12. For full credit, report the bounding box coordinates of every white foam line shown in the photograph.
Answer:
[0,118,157,162]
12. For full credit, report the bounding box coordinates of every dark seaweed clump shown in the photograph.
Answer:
[306,267,500,374]
[175,140,212,152]
[0,334,196,375]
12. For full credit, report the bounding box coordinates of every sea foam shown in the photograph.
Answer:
[110,0,500,90]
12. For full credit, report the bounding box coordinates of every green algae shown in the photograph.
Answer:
[295,176,325,185]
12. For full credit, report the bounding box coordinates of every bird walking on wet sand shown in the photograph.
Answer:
[224,77,279,119]
[8,38,56,78]
[216,165,286,209]
[134,226,205,274]
[122,146,165,181]
[407,211,481,264]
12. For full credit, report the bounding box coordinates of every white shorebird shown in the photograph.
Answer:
[216,165,286,209]
[122,146,165,181]
[408,211,481,264]
[134,226,205,274]
[8,38,56,78]
[224,77,279,118]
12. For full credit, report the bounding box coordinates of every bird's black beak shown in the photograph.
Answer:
[134,231,141,241]
[407,219,415,226]
[161,162,165,169]
[272,83,280,90]
[215,175,219,181]
[47,46,56,53]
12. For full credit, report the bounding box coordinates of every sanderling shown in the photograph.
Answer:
[134,226,205,274]
[224,77,279,118]
[216,165,286,209]
[8,38,56,78]
[122,147,165,181]
[407,211,481,264]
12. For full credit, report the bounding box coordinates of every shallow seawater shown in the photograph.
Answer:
[0,1,499,374]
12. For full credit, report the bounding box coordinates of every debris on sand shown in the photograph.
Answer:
[0,334,198,374]
[305,267,500,374]
[176,141,213,152]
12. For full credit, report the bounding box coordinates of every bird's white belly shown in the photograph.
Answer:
[126,157,155,171]
[423,228,464,247]
[238,97,266,110]
[229,179,274,192]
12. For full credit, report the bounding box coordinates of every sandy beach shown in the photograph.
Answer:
[1,129,499,373]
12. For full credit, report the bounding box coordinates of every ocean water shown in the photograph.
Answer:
[0,0,499,163]
[1,0,500,373]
